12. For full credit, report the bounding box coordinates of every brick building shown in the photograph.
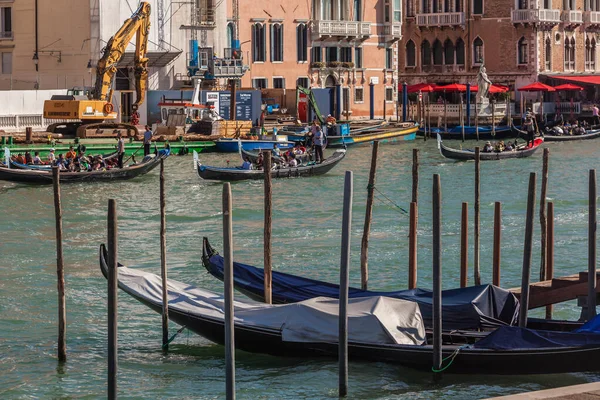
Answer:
[231,0,403,118]
[398,0,600,97]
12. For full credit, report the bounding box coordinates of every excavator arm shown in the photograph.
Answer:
[93,2,151,111]
[297,86,324,125]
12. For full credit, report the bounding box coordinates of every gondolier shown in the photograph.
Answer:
[313,125,325,163]
[117,133,125,168]
[143,125,153,156]
[523,109,535,147]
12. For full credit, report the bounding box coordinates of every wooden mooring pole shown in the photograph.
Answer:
[519,173,537,328]
[474,147,481,285]
[360,142,379,290]
[263,151,272,304]
[493,202,501,287]
[107,199,118,400]
[52,166,66,363]
[159,159,169,350]
[409,202,417,289]
[432,174,442,380]
[412,149,419,205]
[460,202,468,288]
[339,171,353,398]
[223,183,236,400]
[588,169,597,321]
[545,202,555,319]
[539,148,550,281]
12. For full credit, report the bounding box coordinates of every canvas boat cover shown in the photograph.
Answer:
[116,265,426,346]
[473,325,600,350]
[203,247,520,331]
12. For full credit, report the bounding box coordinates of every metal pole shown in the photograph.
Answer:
[540,148,549,281]
[545,202,555,319]
[339,171,353,398]
[588,169,597,321]
[263,150,272,304]
[474,147,481,286]
[160,159,169,349]
[107,199,118,400]
[409,202,417,289]
[52,167,66,363]
[518,172,537,328]
[432,174,442,379]
[223,182,236,400]
[466,83,471,125]
[493,201,501,287]
[460,202,468,288]
[360,142,379,290]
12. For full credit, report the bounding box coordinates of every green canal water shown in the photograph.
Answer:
[0,139,598,399]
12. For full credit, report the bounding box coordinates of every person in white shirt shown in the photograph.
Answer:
[47,149,56,163]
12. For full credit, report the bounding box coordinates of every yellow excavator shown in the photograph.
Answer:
[43,2,151,137]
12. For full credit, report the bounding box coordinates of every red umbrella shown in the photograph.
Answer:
[434,83,467,92]
[406,83,436,93]
[471,84,509,94]
[553,83,584,91]
[518,82,556,92]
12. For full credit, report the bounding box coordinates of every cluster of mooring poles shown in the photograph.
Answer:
[46,140,597,398]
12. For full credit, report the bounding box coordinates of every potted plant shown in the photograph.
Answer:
[341,61,354,69]
[311,61,325,69]
[327,61,341,68]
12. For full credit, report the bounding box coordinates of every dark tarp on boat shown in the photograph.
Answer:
[473,325,600,350]
[202,238,519,331]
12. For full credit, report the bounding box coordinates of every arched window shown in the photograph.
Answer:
[422,40,431,66]
[406,40,416,67]
[433,39,443,65]
[252,23,266,62]
[518,37,527,65]
[444,39,454,65]
[545,37,551,71]
[270,23,284,62]
[570,37,576,70]
[227,22,236,49]
[296,24,308,62]
[586,37,596,71]
[354,0,362,20]
[473,37,484,64]
[456,38,465,65]
[565,36,575,71]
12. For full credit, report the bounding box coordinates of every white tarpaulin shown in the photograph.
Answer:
[116,266,426,346]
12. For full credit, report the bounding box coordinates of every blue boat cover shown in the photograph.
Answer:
[576,313,600,333]
[203,250,520,330]
[474,325,600,350]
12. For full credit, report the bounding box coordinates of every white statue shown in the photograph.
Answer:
[476,65,492,104]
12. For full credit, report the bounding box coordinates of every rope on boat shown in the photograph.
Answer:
[368,184,408,215]
[162,325,187,348]
[431,344,470,373]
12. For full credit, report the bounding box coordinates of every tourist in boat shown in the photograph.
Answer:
[33,152,42,165]
[593,104,599,125]
[117,133,125,168]
[15,153,26,164]
[66,146,76,161]
[483,141,493,153]
[495,141,505,152]
[313,124,325,163]
[47,148,56,163]
[505,141,514,151]
[287,153,298,168]
[55,154,67,170]
[24,151,33,164]
[143,125,153,156]
[272,143,281,157]
[241,157,252,170]
[256,152,264,170]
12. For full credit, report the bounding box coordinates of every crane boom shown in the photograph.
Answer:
[94,2,151,111]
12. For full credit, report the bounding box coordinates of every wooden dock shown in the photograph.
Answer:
[510,272,600,309]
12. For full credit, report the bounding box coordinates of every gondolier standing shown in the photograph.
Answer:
[524,109,535,147]
[313,125,324,163]
[117,133,125,168]
[143,125,153,156]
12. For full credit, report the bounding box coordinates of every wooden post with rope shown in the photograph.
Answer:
[360,141,379,290]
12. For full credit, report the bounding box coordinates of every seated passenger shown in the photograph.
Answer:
[25,151,33,164]
[66,146,76,160]
[241,157,252,170]
[505,142,514,151]
[56,154,67,170]
[256,152,264,170]
[483,141,494,153]
[33,152,42,164]
[15,153,26,164]
[47,148,56,163]
[287,153,298,168]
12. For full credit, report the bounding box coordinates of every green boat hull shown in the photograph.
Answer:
[1,139,215,158]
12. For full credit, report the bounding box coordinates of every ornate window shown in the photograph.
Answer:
[564,36,575,71]
[456,38,465,65]
[586,36,596,71]
[406,40,416,67]
[545,37,551,71]
[296,24,308,62]
[433,39,443,65]
[444,39,454,65]
[518,37,528,65]
[422,40,431,66]
[270,23,284,62]
[312,46,322,63]
[473,37,484,65]
[473,0,483,14]
[251,23,266,62]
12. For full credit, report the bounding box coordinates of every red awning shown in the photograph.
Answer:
[471,84,509,93]
[553,83,584,91]
[434,83,467,92]
[552,75,600,85]
[518,82,556,92]
[406,83,437,93]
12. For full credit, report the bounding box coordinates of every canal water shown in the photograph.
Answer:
[1,139,598,399]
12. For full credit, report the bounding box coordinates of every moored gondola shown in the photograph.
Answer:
[195,149,345,181]
[100,244,600,375]
[437,134,543,161]
[0,149,169,184]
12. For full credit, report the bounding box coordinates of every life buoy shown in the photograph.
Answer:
[104,103,114,114]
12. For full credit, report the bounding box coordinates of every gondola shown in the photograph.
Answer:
[0,149,169,184]
[240,148,286,164]
[437,134,543,161]
[542,129,600,142]
[326,122,418,148]
[195,149,345,181]
[7,150,119,170]
[419,125,519,140]
[100,244,600,375]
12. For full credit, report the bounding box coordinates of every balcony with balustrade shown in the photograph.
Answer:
[416,12,465,28]
[511,8,561,26]
[0,31,13,40]
[562,10,583,27]
[311,20,372,42]
[583,10,600,27]
[382,24,402,42]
